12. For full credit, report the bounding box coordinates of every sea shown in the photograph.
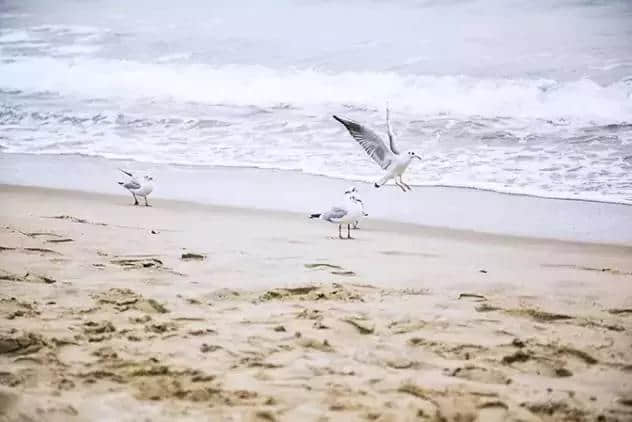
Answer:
[1,0,631,204]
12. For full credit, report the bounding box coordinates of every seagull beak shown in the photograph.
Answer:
[363,212,369,217]
[414,155,422,161]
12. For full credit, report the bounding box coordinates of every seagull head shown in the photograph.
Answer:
[407,151,422,161]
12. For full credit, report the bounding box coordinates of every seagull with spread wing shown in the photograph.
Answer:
[333,109,421,192]
[117,169,154,206]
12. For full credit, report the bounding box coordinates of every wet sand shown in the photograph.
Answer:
[1,184,631,421]
[2,152,632,245]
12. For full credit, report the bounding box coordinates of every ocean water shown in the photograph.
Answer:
[1,0,631,203]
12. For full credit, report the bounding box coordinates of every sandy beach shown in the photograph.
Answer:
[2,0,632,420]
[1,184,631,421]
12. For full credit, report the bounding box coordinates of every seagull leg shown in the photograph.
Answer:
[347,224,352,239]
[397,176,411,192]
[352,220,359,229]
[338,225,343,239]
[144,196,151,207]
[132,194,139,206]
[395,179,406,192]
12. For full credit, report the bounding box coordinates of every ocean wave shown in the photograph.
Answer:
[0,29,34,43]
[0,103,629,205]
[1,56,631,123]
[51,44,102,56]
[30,24,102,35]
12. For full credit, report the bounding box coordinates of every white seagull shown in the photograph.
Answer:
[310,194,367,239]
[118,169,154,206]
[333,108,421,192]
[344,187,364,229]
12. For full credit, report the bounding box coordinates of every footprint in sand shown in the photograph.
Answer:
[46,215,108,226]
[93,288,169,313]
[108,256,185,277]
[0,330,48,355]
[541,263,632,276]
[19,231,62,239]
[458,293,487,302]
[331,270,355,276]
[0,269,57,284]
[259,284,364,302]
[110,257,164,269]
[500,341,598,378]
[447,365,511,385]
[304,263,343,270]
[305,263,356,276]
[1,298,41,320]
[0,246,61,255]
[181,252,206,261]
[379,250,439,258]
[407,337,487,361]
[46,238,74,243]
[608,308,632,315]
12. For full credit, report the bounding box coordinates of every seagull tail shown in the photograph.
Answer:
[309,213,321,219]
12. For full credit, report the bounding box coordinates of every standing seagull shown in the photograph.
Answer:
[310,195,367,239]
[333,109,421,192]
[344,187,364,229]
[118,169,154,206]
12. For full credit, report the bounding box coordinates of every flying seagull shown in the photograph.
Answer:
[344,186,364,229]
[118,169,154,206]
[310,194,367,239]
[333,108,421,192]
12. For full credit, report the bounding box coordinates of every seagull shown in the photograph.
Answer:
[117,169,154,206]
[310,194,367,239]
[333,108,421,192]
[344,187,364,229]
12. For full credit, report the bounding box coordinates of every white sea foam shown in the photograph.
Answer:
[156,53,193,63]
[30,25,104,36]
[0,29,34,43]
[51,44,101,56]
[1,56,631,124]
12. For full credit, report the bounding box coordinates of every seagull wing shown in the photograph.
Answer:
[122,180,141,190]
[322,206,348,222]
[333,115,394,170]
[386,108,399,155]
[119,168,134,178]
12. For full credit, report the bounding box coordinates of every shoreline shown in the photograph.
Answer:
[2,152,632,246]
[3,151,632,207]
[2,183,632,253]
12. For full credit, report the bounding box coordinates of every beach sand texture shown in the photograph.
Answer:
[1,185,631,421]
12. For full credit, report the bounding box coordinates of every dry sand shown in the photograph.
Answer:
[1,184,631,421]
